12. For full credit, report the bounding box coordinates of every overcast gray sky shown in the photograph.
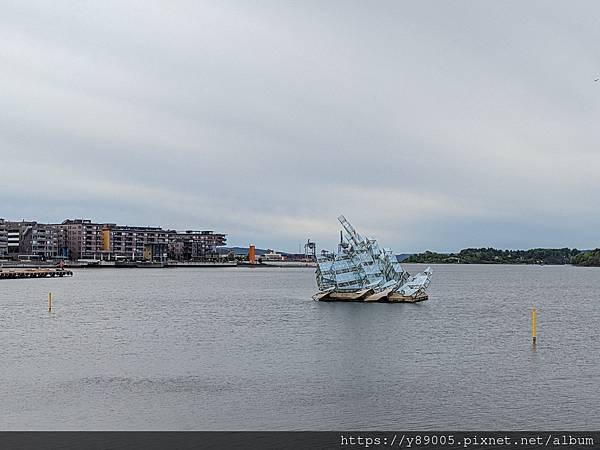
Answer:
[2,1,600,253]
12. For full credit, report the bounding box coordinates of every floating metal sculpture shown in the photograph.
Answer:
[313,216,432,302]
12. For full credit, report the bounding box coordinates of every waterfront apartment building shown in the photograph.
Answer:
[20,223,59,259]
[0,220,60,260]
[0,218,227,262]
[5,220,37,258]
[102,224,171,261]
[7,222,21,257]
[0,219,7,258]
[169,230,227,261]
[59,219,106,260]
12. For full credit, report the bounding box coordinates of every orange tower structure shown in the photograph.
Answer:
[248,245,256,264]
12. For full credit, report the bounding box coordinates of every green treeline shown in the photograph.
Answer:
[570,249,600,266]
[405,247,600,265]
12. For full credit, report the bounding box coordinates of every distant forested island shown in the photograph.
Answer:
[405,247,600,266]
[570,249,600,266]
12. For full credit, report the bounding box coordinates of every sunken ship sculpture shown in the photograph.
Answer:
[313,216,432,303]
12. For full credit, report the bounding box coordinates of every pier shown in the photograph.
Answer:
[0,268,73,280]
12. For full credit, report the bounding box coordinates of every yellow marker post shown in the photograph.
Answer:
[532,307,537,345]
[48,292,52,312]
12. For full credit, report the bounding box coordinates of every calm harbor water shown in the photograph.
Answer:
[1,264,599,430]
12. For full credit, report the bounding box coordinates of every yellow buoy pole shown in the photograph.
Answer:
[532,307,537,345]
[48,292,52,312]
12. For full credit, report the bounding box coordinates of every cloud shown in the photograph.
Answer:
[1,1,600,252]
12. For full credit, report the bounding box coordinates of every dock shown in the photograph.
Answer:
[0,268,74,280]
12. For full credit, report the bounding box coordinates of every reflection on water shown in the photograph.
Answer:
[1,264,599,430]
